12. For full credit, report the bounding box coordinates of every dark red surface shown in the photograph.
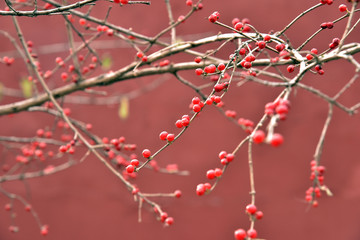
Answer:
[1,1,360,239]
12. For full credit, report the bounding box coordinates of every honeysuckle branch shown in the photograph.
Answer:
[277,3,323,37]
[0,40,359,116]
[337,1,359,52]
[0,186,44,228]
[0,0,97,16]
[0,160,76,182]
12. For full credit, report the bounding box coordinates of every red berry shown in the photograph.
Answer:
[130,159,139,167]
[196,183,205,196]
[247,229,257,239]
[174,190,182,198]
[245,204,257,215]
[193,104,201,112]
[165,217,174,226]
[142,149,151,158]
[214,168,223,177]
[255,211,264,220]
[264,35,271,41]
[185,0,193,6]
[287,65,295,73]
[339,4,347,12]
[234,22,243,31]
[218,151,227,159]
[192,96,200,104]
[175,120,183,128]
[257,41,266,49]
[275,43,285,52]
[311,48,318,54]
[126,165,135,173]
[217,63,226,71]
[234,228,247,240]
[160,212,168,222]
[120,0,128,4]
[326,22,334,29]
[306,54,314,60]
[253,130,265,144]
[226,153,235,162]
[195,68,203,75]
[194,57,202,63]
[166,133,175,142]
[206,169,216,179]
[270,133,284,147]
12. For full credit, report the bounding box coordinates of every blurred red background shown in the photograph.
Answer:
[1,0,360,239]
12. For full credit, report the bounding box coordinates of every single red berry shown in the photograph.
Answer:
[275,104,289,115]
[244,61,252,69]
[264,35,271,42]
[141,56,148,62]
[193,104,201,113]
[166,133,175,142]
[185,0,193,6]
[195,68,203,75]
[25,205,32,212]
[126,165,135,173]
[217,63,226,71]
[59,145,67,153]
[245,204,257,215]
[255,211,264,220]
[40,226,49,236]
[165,217,174,226]
[253,130,265,144]
[326,22,334,29]
[320,22,328,29]
[174,190,182,198]
[160,212,168,222]
[142,149,151,158]
[257,41,266,49]
[130,159,139,167]
[175,120,183,128]
[339,4,347,12]
[311,48,318,54]
[275,43,285,52]
[194,57,202,63]
[234,228,247,240]
[214,168,223,177]
[226,153,234,162]
[196,183,205,196]
[306,54,314,60]
[214,83,224,92]
[120,0,128,4]
[206,169,216,179]
[218,151,227,159]
[247,229,257,239]
[192,96,201,104]
[287,65,295,73]
[234,22,243,31]
[270,133,284,147]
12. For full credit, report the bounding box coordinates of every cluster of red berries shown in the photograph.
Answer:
[208,11,220,23]
[190,96,205,113]
[264,98,291,120]
[314,64,325,75]
[234,204,263,239]
[2,56,15,66]
[196,151,234,195]
[231,17,251,33]
[305,160,327,207]
[320,21,334,29]
[329,37,340,49]
[320,0,333,4]
[237,118,255,133]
